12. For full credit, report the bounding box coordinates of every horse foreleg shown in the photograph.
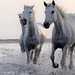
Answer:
[26,50,31,64]
[19,35,25,53]
[50,44,59,68]
[33,45,42,64]
[69,46,74,70]
[20,45,25,53]
[61,45,67,70]
[30,50,34,60]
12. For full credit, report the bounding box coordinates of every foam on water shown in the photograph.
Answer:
[0,43,75,75]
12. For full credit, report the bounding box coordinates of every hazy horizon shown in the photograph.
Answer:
[0,0,75,39]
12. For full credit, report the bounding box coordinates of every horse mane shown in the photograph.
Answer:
[32,9,36,22]
[56,5,66,19]
[47,3,67,19]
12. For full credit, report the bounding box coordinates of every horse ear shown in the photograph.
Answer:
[44,2,47,7]
[30,5,34,9]
[18,14,21,18]
[24,5,26,9]
[52,0,55,6]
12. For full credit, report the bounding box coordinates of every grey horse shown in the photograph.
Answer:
[18,5,46,64]
[43,1,75,70]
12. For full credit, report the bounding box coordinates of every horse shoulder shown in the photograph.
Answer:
[66,15,75,45]
[63,19,74,45]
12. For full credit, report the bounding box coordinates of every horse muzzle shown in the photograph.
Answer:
[21,19,27,25]
[43,22,50,29]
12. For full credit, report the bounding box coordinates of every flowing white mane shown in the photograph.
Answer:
[47,3,66,19]
[56,5,66,19]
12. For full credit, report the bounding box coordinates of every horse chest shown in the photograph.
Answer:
[53,32,67,49]
[25,35,39,51]
[54,32,63,41]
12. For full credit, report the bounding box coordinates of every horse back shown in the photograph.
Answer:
[36,24,46,38]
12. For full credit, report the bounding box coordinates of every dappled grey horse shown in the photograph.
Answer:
[18,5,46,64]
[43,0,75,70]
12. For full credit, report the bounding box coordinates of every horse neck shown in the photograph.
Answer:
[28,18,36,37]
[22,26,26,35]
[54,9,64,33]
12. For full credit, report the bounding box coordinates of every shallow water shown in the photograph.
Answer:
[0,43,75,75]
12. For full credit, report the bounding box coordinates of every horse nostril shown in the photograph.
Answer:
[24,19,27,22]
[22,18,27,25]
[44,22,50,29]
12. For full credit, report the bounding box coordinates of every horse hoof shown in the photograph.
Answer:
[27,61,30,64]
[69,63,74,70]
[61,64,67,71]
[33,61,37,64]
[33,60,37,64]
[53,63,59,68]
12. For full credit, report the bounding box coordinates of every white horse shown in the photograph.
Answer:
[43,1,75,70]
[18,5,46,64]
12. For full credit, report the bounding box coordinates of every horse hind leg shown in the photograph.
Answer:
[68,46,74,70]
[50,44,59,68]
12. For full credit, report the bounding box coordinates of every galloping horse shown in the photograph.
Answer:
[43,1,75,69]
[18,5,46,64]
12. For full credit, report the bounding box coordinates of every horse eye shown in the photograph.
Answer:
[51,11,54,14]
[30,11,32,13]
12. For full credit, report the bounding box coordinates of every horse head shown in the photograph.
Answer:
[43,1,57,29]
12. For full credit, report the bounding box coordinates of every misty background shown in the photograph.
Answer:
[0,0,75,39]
